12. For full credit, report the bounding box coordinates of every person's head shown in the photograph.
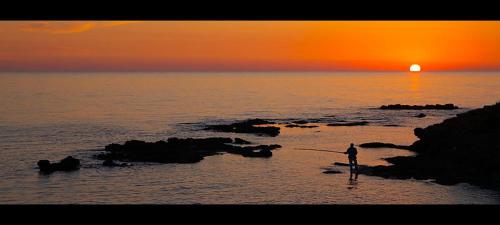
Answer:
[350,143,354,147]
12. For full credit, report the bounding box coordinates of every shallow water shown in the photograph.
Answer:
[1,71,500,204]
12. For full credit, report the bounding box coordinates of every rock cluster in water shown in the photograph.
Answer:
[204,118,280,137]
[359,142,411,150]
[379,104,459,110]
[37,156,80,173]
[363,102,500,189]
[285,124,319,128]
[95,137,281,164]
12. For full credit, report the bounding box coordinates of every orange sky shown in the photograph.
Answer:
[1,21,500,72]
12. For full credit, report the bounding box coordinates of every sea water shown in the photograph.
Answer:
[1,71,500,204]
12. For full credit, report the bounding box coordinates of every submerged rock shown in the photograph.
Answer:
[103,159,131,167]
[416,113,427,118]
[363,102,500,189]
[37,156,80,173]
[96,137,281,163]
[327,121,369,126]
[379,104,459,110]
[233,138,252,145]
[291,120,309,124]
[204,118,280,137]
[359,142,411,150]
[285,124,319,128]
[241,149,272,158]
[332,162,371,173]
[322,169,342,174]
[333,162,349,167]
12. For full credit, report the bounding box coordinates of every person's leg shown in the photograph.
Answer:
[349,158,354,180]
[354,159,359,179]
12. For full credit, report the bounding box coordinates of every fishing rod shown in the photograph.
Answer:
[293,148,346,154]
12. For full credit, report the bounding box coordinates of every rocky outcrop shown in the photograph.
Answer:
[285,124,319,128]
[359,142,411,150]
[95,137,281,164]
[416,113,427,118]
[234,138,252,145]
[379,104,459,110]
[37,156,80,173]
[364,102,500,189]
[204,119,280,137]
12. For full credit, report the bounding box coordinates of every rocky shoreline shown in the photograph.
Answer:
[36,102,500,191]
[361,102,500,189]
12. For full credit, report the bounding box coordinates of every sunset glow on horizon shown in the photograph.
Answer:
[1,21,500,72]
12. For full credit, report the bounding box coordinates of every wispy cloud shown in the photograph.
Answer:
[20,21,139,34]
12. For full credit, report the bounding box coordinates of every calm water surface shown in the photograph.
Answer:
[1,72,500,204]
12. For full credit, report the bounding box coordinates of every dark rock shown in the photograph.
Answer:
[359,142,411,150]
[383,156,417,165]
[332,162,371,173]
[290,119,321,124]
[96,137,281,163]
[103,159,115,166]
[416,113,427,118]
[37,156,80,173]
[379,104,459,110]
[204,118,280,137]
[227,144,282,156]
[323,169,342,174]
[58,156,80,170]
[285,124,319,128]
[413,128,425,139]
[241,149,272,158]
[292,120,309,124]
[362,102,500,189]
[327,121,369,126]
[37,160,51,172]
[333,162,349,166]
[233,138,252,145]
[103,159,130,167]
[244,118,276,125]
[300,125,319,128]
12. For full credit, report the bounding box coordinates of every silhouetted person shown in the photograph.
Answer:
[344,143,359,180]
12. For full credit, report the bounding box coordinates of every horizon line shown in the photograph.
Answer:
[2,69,500,73]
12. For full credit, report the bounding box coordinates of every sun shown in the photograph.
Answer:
[410,64,421,72]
